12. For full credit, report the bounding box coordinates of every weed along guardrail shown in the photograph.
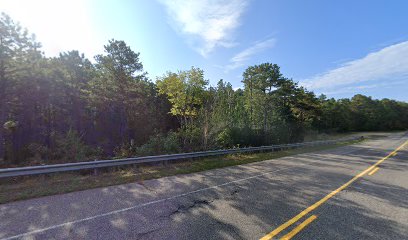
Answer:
[0,137,363,178]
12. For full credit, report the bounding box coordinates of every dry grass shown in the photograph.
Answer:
[0,140,362,204]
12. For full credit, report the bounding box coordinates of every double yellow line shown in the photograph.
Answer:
[260,140,408,240]
[368,167,379,176]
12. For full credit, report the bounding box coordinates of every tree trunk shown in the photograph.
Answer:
[203,111,208,149]
[0,47,6,161]
[0,100,5,161]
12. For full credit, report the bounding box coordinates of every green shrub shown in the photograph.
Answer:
[52,130,102,163]
[136,131,181,156]
[216,128,233,148]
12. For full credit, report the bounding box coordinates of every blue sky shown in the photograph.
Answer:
[2,0,408,101]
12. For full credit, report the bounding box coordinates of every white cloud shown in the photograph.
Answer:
[303,41,408,91]
[323,80,406,95]
[1,0,101,58]
[159,0,249,56]
[226,38,276,71]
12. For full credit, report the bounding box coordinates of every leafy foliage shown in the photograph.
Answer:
[0,13,407,166]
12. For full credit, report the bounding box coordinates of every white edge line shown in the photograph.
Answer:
[1,166,293,240]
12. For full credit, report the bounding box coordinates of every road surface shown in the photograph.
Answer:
[0,132,407,240]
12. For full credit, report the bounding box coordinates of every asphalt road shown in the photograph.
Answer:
[1,132,407,240]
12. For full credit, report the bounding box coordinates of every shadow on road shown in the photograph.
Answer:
[0,135,407,239]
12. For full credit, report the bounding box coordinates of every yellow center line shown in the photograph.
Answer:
[280,215,317,240]
[259,140,408,240]
[368,167,379,176]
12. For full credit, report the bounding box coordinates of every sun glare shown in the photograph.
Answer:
[1,0,99,57]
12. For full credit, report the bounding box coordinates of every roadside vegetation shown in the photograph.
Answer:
[1,12,408,169]
[0,138,363,204]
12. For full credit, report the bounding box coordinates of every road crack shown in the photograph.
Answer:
[138,181,158,194]
[167,198,214,217]
[134,228,159,239]
[230,189,239,196]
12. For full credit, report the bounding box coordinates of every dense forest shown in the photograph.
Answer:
[1,13,407,167]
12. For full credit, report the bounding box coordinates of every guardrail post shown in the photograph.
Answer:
[93,159,98,176]
[0,137,361,178]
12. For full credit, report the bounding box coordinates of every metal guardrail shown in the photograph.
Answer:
[0,137,362,178]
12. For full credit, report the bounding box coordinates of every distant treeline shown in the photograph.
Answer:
[1,13,407,166]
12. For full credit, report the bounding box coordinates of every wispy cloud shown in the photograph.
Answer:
[226,38,276,71]
[159,0,249,56]
[324,80,406,95]
[302,41,408,91]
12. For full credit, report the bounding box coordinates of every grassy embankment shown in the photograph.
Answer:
[0,137,368,204]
